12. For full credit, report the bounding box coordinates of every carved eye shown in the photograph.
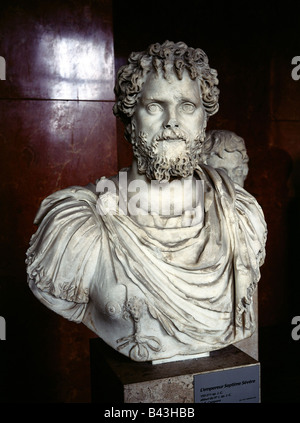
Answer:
[147,103,162,114]
[181,102,195,113]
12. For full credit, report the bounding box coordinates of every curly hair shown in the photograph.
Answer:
[113,40,220,141]
[203,130,249,162]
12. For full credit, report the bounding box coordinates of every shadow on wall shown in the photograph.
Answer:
[245,146,293,327]
[286,158,300,316]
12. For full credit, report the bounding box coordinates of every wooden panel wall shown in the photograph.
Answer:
[0,0,117,403]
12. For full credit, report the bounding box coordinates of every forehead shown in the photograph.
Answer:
[140,69,201,102]
[209,151,244,167]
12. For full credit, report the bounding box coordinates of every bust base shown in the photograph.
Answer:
[90,339,259,403]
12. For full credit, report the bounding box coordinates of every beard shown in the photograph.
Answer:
[131,128,203,182]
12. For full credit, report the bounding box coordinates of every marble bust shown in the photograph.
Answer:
[203,129,249,187]
[26,41,267,363]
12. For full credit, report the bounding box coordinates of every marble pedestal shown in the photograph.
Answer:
[90,339,260,403]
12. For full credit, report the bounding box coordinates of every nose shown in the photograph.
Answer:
[164,117,179,129]
[163,106,179,129]
[165,118,179,129]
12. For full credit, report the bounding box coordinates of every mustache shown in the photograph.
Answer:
[153,128,188,142]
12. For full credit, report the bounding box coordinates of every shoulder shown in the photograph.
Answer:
[197,164,267,255]
[33,185,98,224]
[27,186,103,308]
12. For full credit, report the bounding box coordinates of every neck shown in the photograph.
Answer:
[124,159,200,216]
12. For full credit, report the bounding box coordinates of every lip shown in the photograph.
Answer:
[159,138,185,142]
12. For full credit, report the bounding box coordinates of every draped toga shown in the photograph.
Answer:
[26,164,267,360]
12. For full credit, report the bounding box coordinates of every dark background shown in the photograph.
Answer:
[0,0,299,403]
